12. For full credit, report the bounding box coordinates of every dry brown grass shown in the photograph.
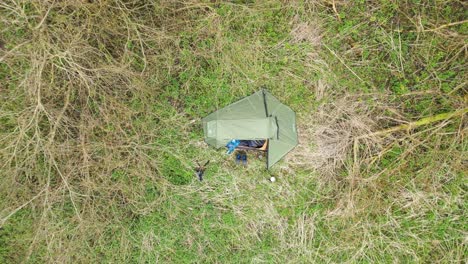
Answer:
[290,17,322,47]
[0,0,200,261]
[287,97,380,177]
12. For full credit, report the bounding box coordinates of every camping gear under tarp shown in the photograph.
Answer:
[202,89,298,169]
[239,140,266,148]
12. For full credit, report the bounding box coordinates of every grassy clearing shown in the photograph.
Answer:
[0,0,466,263]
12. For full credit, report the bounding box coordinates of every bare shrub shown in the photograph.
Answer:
[0,0,205,261]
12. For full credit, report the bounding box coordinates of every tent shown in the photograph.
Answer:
[202,89,298,169]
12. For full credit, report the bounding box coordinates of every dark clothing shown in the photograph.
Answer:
[238,140,265,148]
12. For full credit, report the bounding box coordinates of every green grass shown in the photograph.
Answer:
[0,1,466,263]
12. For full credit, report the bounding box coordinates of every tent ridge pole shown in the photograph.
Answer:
[262,89,269,117]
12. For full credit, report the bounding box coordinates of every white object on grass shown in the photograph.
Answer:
[270,177,276,182]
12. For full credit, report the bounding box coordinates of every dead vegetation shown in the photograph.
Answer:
[0,1,195,261]
[288,98,379,175]
[288,92,466,212]
[290,18,322,47]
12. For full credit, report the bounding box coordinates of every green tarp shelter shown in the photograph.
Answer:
[202,89,298,169]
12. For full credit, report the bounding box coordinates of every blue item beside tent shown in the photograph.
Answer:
[226,139,240,154]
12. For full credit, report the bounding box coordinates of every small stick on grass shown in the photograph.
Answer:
[358,108,467,139]
[353,108,467,183]
[331,0,341,22]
